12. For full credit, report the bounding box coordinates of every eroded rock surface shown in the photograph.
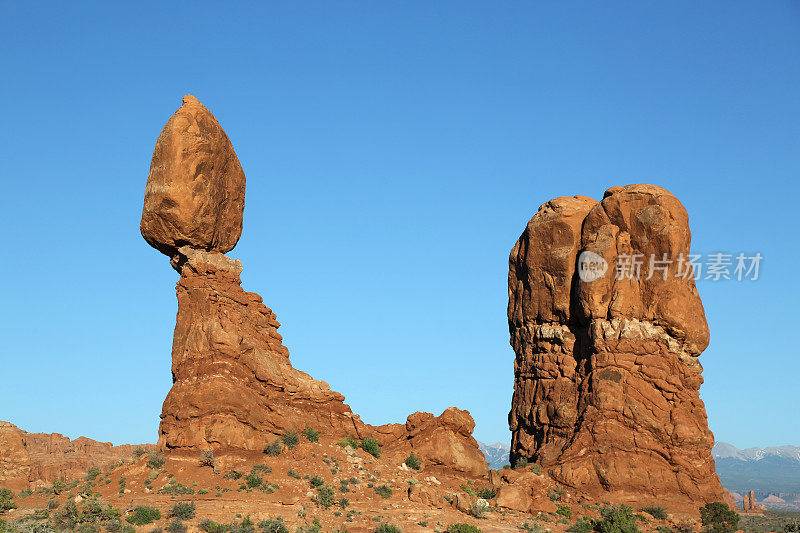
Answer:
[0,421,146,490]
[146,96,486,475]
[508,184,729,508]
[141,94,245,258]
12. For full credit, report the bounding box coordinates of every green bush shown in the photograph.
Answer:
[281,431,299,450]
[302,427,319,443]
[338,436,358,448]
[595,504,640,533]
[158,481,194,495]
[700,502,739,533]
[315,485,336,509]
[476,487,496,499]
[198,519,231,533]
[166,518,188,533]
[259,517,289,533]
[548,487,564,501]
[471,499,490,518]
[567,517,592,533]
[785,520,800,533]
[530,464,541,475]
[199,450,216,469]
[288,469,301,479]
[656,527,671,533]
[309,475,324,488]
[361,437,381,458]
[514,457,528,469]
[126,506,161,526]
[168,502,195,520]
[133,447,147,458]
[147,452,165,469]
[374,484,393,499]
[405,453,421,470]
[245,473,262,488]
[640,506,667,520]
[556,504,572,518]
[0,489,16,513]
[263,439,282,457]
[374,523,402,533]
[446,524,481,533]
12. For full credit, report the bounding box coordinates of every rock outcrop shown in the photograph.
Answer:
[0,421,147,490]
[141,94,245,258]
[144,96,487,477]
[508,184,729,509]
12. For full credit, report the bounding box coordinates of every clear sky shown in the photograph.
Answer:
[1,1,797,449]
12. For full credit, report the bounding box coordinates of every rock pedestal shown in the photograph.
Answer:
[508,184,729,508]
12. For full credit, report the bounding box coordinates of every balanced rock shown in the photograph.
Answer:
[145,97,487,474]
[508,184,729,509]
[141,95,245,258]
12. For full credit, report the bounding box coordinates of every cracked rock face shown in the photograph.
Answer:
[508,184,729,508]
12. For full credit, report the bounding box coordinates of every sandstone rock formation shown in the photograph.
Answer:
[508,184,729,509]
[144,96,487,478]
[0,421,147,490]
[141,94,245,258]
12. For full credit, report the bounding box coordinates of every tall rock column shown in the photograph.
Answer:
[142,96,364,451]
[508,184,729,508]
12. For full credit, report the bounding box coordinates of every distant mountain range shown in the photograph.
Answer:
[712,442,800,503]
[477,441,510,469]
[478,440,800,509]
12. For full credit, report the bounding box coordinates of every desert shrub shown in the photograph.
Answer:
[296,518,322,533]
[699,502,738,533]
[199,450,216,469]
[567,517,592,533]
[337,436,358,448]
[245,473,262,489]
[158,481,194,495]
[280,431,299,450]
[361,437,381,458]
[288,469,301,479]
[47,498,58,510]
[224,470,243,480]
[447,524,481,533]
[309,475,324,488]
[126,506,161,526]
[785,520,800,533]
[168,502,195,520]
[263,439,282,457]
[405,453,421,470]
[0,489,16,513]
[338,497,349,509]
[198,519,231,533]
[548,487,564,501]
[640,506,667,520]
[522,521,545,533]
[461,484,477,497]
[83,467,101,483]
[164,518,188,533]
[374,485,392,499]
[476,487,496,499]
[106,519,125,532]
[530,464,541,475]
[556,504,572,517]
[594,504,640,533]
[471,499,490,518]
[514,457,528,469]
[656,527,671,533]
[147,452,165,469]
[76,524,100,533]
[133,447,147,458]
[302,427,319,443]
[251,464,271,474]
[259,517,289,533]
[315,485,336,509]
[374,524,402,533]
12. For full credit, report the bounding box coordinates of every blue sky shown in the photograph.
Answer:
[0,1,797,449]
